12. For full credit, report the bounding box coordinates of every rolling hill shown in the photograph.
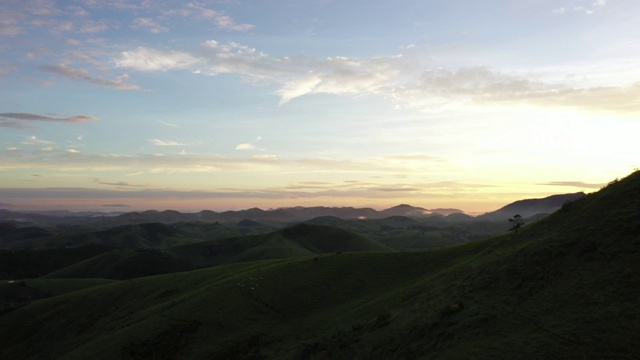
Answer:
[477,192,586,221]
[0,171,638,359]
[10,224,389,281]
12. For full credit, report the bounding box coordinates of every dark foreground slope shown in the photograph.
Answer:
[1,172,639,359]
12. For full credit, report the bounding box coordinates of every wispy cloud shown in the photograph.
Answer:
[168,3,254,31]
[20,135,56,145]
[1,121,33,129]
[150,139,189,146]
[115,40,640,117]
[94,178,147,188]
[553,0,607,15]
[0,6,24,36]
[158,120,180,128]
[131,17,168,33]
[539,181,605,189]
[0,112,99,124]
[0,178,500,205]
[102,203,130,207]
[0,146,454,175]
[116,47,201,72]
[41,64,140,90]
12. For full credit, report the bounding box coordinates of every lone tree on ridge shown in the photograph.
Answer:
[508,214,525,235]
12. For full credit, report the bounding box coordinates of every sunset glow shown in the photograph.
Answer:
[1,0,639,212]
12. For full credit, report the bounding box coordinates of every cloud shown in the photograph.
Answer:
[116,47,201,72]
[366,186,422,192]
[179,3,254,31]
[1,121,33,129]
[539,181,605,189]
[0,6,25,36]
[131,17,168,33]
[0,113,99,127]
[235,143,255,150]
[20,135,56,145]
[67,6,90,17]
[158,120,180,128]
[235,136,262,151]
[0,178,496,205]
[95,178,147,188]
[0,146,454,176]
[553,0,607,15]
[150,139,189,146]
[25,0,59,16]
[102,204,130,207]
[41,64,140,90]
[0,64,16,77]
[114,40,640,117]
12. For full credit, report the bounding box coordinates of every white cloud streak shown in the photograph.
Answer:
[235,143,255,150]
[0,147,452,175]
[150,139,189,146]
[115,40,640,116]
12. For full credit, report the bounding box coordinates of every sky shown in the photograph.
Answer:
[1,0,639,213]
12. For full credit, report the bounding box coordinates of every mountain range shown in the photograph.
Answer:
[0,192,583,228]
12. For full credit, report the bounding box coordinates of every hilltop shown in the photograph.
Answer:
[477,192,586,221]
[0,171,638,358]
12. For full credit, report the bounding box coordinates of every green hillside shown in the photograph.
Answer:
[305,216,509,251]
[0,171,638,359]
[41,249,191,280]
[0,222,203,250]
[0,244,112,279]
[36,224,388,280]
[169,223,391,268]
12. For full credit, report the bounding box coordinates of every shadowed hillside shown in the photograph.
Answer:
[168,223,391,269]
[0,171,638,359]
[29,224,389,280]
[477,192,586,221]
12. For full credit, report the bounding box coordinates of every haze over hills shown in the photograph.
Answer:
[0,192,579,228]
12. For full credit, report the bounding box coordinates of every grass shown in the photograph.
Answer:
[0,171,639,359]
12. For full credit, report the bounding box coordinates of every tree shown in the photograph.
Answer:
[508,214,525,235]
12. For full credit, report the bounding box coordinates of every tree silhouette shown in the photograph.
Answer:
[508,214,525,235]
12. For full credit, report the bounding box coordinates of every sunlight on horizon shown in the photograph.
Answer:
[1,0,639,213]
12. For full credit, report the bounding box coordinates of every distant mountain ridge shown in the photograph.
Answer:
[0,204,460,227]
[477,192,586,221]
[0,193,583,227]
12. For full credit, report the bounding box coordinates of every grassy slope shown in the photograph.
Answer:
[41,249,191,280]
[1,171,639,359]
[0,222,207,250]
[0,244,112,279]
[169,223,391,268]
[36,224,389,280]
[306,216,509,251]
[22,278,119,296]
